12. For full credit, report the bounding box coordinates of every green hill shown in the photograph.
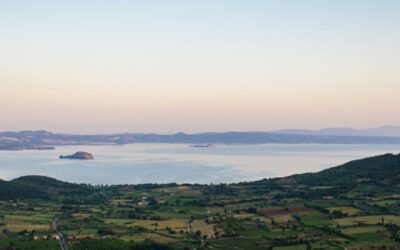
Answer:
[288,153,400,186]
[0,175,92,200]
[0,179,45,200]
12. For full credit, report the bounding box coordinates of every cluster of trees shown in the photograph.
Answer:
[73,239,171,250]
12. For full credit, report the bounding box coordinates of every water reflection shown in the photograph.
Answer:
[0,144,399,185]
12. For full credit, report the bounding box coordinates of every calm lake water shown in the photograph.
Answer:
[0,144,399,185]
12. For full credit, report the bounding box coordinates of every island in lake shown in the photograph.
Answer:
[59,151,94,160]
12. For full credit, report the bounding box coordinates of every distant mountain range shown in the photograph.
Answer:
[274,125,400,137]
[1,126,400,150]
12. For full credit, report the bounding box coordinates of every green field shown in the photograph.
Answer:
[340,225,385,235]
[328,206,361,215]
[333,215,400,226]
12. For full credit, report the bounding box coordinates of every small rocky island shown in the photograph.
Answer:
[59,151,94,160]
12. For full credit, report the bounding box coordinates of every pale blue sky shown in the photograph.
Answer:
[0,1,399,133]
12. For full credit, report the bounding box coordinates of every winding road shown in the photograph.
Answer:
[52,218,70,250]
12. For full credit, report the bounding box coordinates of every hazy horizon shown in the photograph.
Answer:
[1,124,400,136]
[1,1,399,133]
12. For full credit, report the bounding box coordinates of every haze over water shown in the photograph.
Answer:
[1,143,399,185]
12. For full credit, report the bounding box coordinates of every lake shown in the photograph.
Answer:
[0,143,399,185]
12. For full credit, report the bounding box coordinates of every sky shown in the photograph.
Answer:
[0,0,399,134]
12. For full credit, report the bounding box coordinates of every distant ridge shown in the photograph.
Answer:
[2,126,400,150]
[273,125,400,137]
